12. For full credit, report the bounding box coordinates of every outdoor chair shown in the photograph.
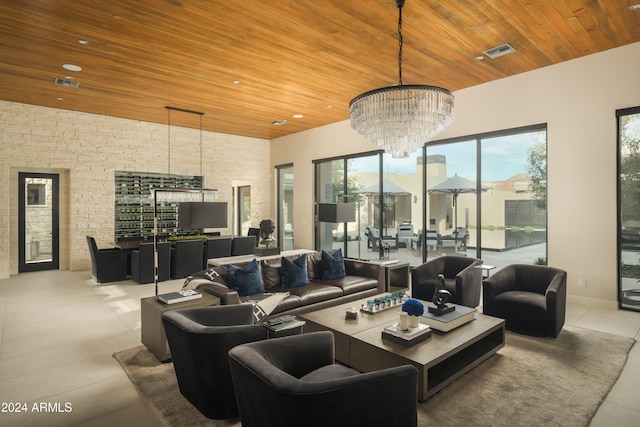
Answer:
[439,227,468,253]
[366,227,398,252]
[396,222,415,248]
[228,331,418,427]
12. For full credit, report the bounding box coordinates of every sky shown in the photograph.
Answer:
[353,131,544,182]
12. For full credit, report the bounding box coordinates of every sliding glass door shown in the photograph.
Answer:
[276,164,294,251]
[618,106,640,311]
[313,125,546,270]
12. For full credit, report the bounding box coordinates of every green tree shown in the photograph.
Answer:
[331,159,363,204]
[620,114,640,224]
[526,138,547,210]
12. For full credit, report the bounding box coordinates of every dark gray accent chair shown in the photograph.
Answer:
[411,255,483,308]
[247,227,261,246]
[230,235,256,256]
[203,237,232,267]
[170,239,204,279]
[483,264,567,338]
[161,304,267,419]
[131,241,171,284]
[228,331,418,427]
[85,235,127,283]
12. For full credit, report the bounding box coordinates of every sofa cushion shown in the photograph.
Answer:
[228,259,264,297]
[320,275,379,296]
[281,254,310,288]
[320,249,346,280]
[300,364,360,382]
[284,282,344,306]
[261,258,281,290]
[306,251,323,280]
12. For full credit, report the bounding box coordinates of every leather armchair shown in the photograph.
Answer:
[482,264,567,338]
[229,331,418,427]
[131,242,171,284]
[411,255,483,307]
[161,304,267,419]
[170,239,204,279]
[86,236,127,283]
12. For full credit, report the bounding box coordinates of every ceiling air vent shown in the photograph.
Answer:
[483,43,516,59]
[54,77,80,88]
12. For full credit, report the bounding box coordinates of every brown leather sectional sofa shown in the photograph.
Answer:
[192,251,384,318]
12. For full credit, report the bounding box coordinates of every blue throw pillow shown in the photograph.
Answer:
[227,259,264,297]
[321,249,346,280]
[280,254,310,288]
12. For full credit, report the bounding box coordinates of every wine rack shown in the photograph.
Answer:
[114,171,203,240]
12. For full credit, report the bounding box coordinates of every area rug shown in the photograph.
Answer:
[113,326,635,427]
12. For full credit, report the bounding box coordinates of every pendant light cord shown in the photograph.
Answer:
[397,0,404,86]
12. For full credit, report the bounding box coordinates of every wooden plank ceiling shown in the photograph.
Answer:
[1,0,639,140]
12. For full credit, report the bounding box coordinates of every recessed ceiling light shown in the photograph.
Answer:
[475,55,485,61]
[293,114,303,119]
[272,120,287,126]
[327,105,333,109]
[631,4,640,10]
[63,64,82,72]
[232,80,240,84]
[56,97,64,101]
[77,39,89,45]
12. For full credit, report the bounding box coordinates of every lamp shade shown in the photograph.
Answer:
[178,202,228,229]
[318,203,356,223]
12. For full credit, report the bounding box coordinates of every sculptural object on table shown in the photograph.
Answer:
[259,219,276,248]
[429,274,455,315]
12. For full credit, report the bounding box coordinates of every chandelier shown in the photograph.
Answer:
[349,0,454,158]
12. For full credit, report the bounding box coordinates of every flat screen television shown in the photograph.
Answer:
[178,202,228,229]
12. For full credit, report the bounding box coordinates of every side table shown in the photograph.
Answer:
[365,260,411,292]
[141,292,220,362]
[474,264,496,278]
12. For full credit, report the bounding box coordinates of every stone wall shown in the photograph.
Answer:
[0,101,271,279]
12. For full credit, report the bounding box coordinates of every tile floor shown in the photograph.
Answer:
[0,269,638,426]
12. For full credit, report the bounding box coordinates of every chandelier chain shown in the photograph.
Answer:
[398,0,403,86]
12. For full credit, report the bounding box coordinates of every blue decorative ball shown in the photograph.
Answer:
[401,298,424,316]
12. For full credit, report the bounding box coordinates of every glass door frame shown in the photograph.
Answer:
[18,172,60,272]
[617,105,640,312]
[276,163,294,251]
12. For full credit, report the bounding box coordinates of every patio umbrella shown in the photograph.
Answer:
[428,174,490,238]
[359,179,410,235]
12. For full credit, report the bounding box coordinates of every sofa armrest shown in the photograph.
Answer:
[344,259,384,293]
[196,282,241,305]
[545,270,567,309]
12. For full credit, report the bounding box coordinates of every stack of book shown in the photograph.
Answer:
[382,322,432,347]
[419,303,476,332]
[158,289,202,304]
[262,315,305,332]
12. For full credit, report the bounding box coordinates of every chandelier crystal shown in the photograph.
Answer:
[349,0,454,158]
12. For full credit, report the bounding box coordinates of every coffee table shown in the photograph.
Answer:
[300,296,505,401]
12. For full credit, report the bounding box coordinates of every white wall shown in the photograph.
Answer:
[271,41,640,306]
